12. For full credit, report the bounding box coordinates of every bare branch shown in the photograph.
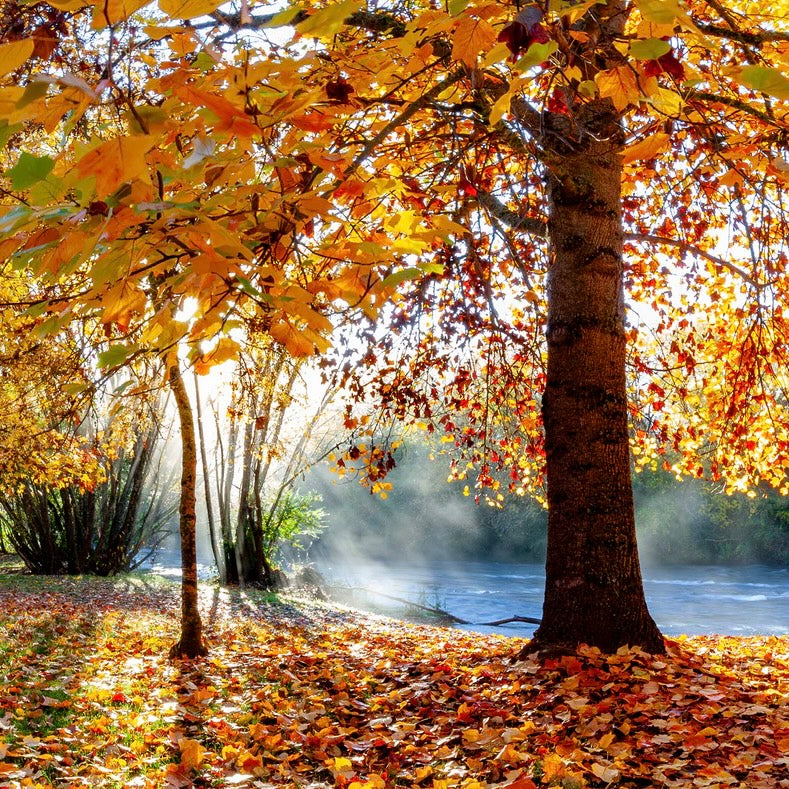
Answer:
[624,232,760,287]
[688,91,779,127]
[346,70,465,176]
[476,190,547,238]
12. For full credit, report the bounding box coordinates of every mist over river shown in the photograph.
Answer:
[317,560,789,639]
[146,549,788,638]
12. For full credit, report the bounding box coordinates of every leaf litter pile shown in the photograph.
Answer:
[0,574,786,788]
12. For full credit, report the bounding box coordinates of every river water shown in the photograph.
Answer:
[318,560,789,638]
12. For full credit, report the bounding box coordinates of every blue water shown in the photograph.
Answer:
[319,560,789,638]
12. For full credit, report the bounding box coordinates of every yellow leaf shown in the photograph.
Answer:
[635,0,680,24]
[622,132,669,163]
[452,15,497,68]
[331,756,354,775]
[159,0,223,17]
[0,39,34,77]
[75,135,154,196]
[179,738,206,771]
[494,743,524,764]
[541,752,566,782]
[269,320,317,357]
[647,86,682,115]
[298,0,364,38]
[732,64,789,100]
[633,0,694,28]
[595,66,640,111]
[561,0,606,24]
[591,762,620,783]
[194,338,240,374]
[91,0,150,28]
[489,88,514,127]
[598,731,616,748]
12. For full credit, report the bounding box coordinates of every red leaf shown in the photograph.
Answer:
[497,5,550,59]
[326,76,354,103]
[546,87,568,115]
[458,178,478,196]
[644,51,685,81]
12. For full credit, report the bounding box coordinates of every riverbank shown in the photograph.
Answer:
[0,570,787,788]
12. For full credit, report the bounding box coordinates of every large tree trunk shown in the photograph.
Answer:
[168,354,207,659]
[527,99,664,655]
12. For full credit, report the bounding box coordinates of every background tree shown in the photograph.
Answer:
[1,404,177,576]
[199,340,333,588]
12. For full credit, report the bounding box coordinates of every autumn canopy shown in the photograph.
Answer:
[1,0,789,655]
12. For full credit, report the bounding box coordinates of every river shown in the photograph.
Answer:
[317,560,789,638]
[145,552,788,638]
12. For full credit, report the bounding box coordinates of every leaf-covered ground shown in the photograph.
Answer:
[0,570,786,789]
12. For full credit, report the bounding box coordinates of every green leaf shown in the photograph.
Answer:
[297,0,363,37]
[515,40,558,72]
[113,380,133,395]
[261,5,304,27]
[448,0,470,15]
[418,261,444,275]
[15,81,49,110]
[7,153,55,190]
[635,0,682,24]
[97,344,135,368]
[382,267,423,288]
[31,313,72,339]
[629,38,671,61]
[235,275,265,300]
[0,120,21,151]
[63,383,90,396]
[578,79,597,98]
[735,65,789,99]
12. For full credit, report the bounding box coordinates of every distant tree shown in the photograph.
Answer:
[199,341,334,588]
[0,399,176,576]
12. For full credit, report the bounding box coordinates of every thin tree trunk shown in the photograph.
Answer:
[214,401,239,584]
[168,353,207,659]
[527,97,664,656]
[194,373,225,583]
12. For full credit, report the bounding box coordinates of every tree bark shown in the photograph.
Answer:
[526,99,665,656]
[168,354,208,659]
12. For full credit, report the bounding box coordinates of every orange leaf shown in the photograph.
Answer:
[269,320,317,357]
[75,135,154,197]
[0,39,34,76]
[179,738,206,771]
[452,16,497,68]
[175,86,260,137]
[91,0,151,28]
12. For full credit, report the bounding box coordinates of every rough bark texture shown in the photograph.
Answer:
[526,98,665,656]
[168,356,208,659]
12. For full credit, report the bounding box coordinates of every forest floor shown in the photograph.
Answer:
[0,561,787,789]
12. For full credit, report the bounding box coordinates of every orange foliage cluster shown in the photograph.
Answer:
[0,577,786,788]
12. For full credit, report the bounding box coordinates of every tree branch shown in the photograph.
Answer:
[624,232,760,287]
[688,91,778,127]
[346,70,465,175]
[201,7,407,37]
[510,96,543,137]
[476,190,547,238]
[696,12,789,46]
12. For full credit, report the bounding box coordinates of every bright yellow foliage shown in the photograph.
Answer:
[1,0,789,496]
